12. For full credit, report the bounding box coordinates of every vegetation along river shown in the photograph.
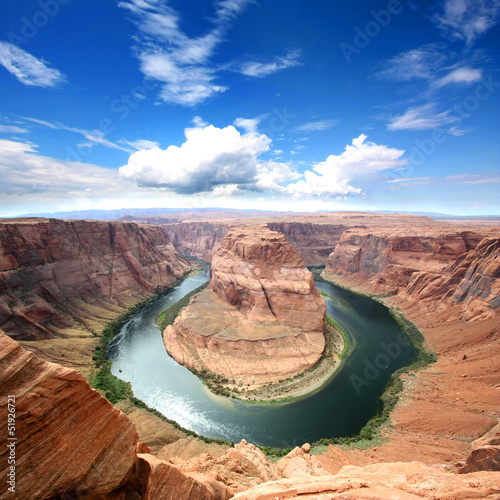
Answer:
[108,266,417,448]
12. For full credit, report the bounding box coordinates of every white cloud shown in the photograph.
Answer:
[238,50,302,78]
[234,116,264,133]
[432,0,500,45]
[433,67,483,87]
[384,172,500,189]
[119,124,272,193]
[286,135,407,198]
[376,44,447,82]
[447,126,472,136]
[254,160,301,192]
[387,104,458,131]
[0,42,65,88]
[119,139,160,150]
[294,119,339,132]
[119,0,294,106]
[21,116,131,152]
[0,139,117,198]
[118,0,244,105]
[0,124,29,134]
[192,116,208,127]
[0,138,199,216]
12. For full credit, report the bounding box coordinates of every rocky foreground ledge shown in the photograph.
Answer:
[163,225,327,390]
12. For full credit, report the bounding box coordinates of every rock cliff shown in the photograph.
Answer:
[0,218,190,341]
[323,228,499,317]
[0,330,232,499]
[164,221,230,261]
[163,225,326,384]
[265,221,347,266]
[405,236,500,318]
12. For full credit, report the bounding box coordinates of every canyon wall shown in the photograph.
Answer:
[128,212,443,266]
[164,221,230,261]
[0,219,190,341]
[163,225,326,384]
[265,221,347,266]
[324,228,499,317]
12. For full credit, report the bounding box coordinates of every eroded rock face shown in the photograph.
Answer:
[0,330,138,499]
[164,222,230,262]
[0,218,190,340]
[0,331,233,500]
[323,228,499,317]
[164,225,326,384]
[405,237,500,318]
[210,225,325,330]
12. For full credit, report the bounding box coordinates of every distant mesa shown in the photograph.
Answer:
[163,225,326,385]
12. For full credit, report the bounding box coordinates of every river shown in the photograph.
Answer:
[108,267,417,448]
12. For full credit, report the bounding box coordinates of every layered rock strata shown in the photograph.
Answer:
[163,226,326,384]
[0,218,190,341]
[0,331,232,499]
[324,228,499,318]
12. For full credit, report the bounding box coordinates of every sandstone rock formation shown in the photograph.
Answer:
[175,439,280,493]
[210,226,325,330]
[405,236,500,318]
[163,225,326,384]
[266,221,347,266]
[0,330,232,499]
[164,221,230,261]
[457,423,500,473]
[324,228,499,318]
[232,462,500,499]
[0,218,190,341]
[275,443,329,478]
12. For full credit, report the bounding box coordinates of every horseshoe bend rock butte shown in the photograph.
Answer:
[163,226,326,383]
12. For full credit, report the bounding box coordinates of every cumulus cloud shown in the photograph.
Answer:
[0,42,65,88]
[0,138,200,216]
[254,161,301,192]
[286,135,407,198]
[233,116,264,133]
[387,104,458,130]
[432,0,500,46]
[118,124,272,193]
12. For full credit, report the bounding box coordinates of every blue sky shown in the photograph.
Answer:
[0,0,499,217]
